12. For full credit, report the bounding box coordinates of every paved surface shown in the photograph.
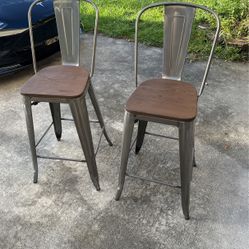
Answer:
[0,35,248,249]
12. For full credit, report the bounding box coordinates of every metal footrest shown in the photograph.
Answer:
[94,127,104,156]
[35,118,104,163]
[35,122,53,148]
[127,130,180,188]
[126,172,181,188]
[145,131,178,140]
[37,155,86,162]
[129,137,137,152]
[61,117,100,123]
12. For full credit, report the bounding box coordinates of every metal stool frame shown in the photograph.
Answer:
[23,0,112,190]
[115,2,220,219]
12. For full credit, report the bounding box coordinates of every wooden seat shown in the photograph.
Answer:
[126,79,198,121]
[21,65,90,98]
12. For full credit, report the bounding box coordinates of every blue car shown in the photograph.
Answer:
[0,0,59,76]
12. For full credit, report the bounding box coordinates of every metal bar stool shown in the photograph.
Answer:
[21,0,112,191]
[115,2,220,219]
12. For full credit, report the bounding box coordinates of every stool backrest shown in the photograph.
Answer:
[162,6,195,81]
[135,2,220,96]
[53,0,80,66]
[28,0,98,77]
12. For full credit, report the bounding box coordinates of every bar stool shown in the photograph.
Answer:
[115,2,220,219]
[21,0,112,191]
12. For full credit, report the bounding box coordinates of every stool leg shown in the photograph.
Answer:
[88,83,113,146]
[179,121,194,220]
[193,123,197,167]
[193,124,197,167]
[49,103,62,141]
[135,120,147,154]
[23,96,38,183]
[70,96,100,191]
[115,111,135,200]
[193,149,197,167]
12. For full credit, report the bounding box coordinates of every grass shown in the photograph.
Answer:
[80,0,249,61]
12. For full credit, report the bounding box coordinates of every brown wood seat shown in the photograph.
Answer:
[21,65,90,99]
[126,78,198,121]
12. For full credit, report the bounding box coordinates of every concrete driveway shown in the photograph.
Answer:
[0,34,248,249]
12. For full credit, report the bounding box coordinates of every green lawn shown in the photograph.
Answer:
[80,0,248,61]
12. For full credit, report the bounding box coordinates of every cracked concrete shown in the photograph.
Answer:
[0,34,248,249]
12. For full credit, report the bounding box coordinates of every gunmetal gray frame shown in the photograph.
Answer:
[24,0,112,187]
[116,2,220,219]
[28,0,99,76]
